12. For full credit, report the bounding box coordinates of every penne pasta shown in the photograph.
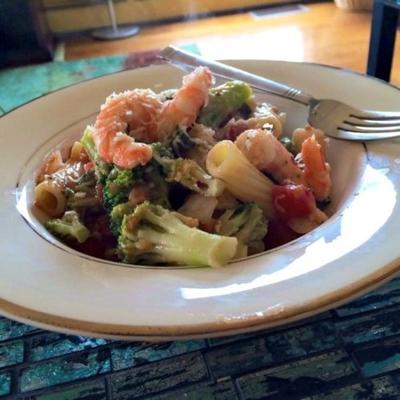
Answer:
[256,113,283,137]
[69,141,86,161]
[178,194,218,225]
[254,103,286,137]
[292,124,327,154]
[36,150,64,183]
[34,180,67,217]
[206,140,275,217]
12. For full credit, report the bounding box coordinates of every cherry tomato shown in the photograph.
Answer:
[272,183,316,221]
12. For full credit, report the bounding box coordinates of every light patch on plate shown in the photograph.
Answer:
[181,165,396,300]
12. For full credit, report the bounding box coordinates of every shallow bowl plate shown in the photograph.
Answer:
[1,60,400,340]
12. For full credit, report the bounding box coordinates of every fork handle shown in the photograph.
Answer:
[160,46,313,106]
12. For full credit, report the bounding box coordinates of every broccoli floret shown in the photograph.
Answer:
[46,210,90,243]
[152,144,224,197]
[166,158,224,197]
[199,81,253,128]
[65,170,100,210]
[170,128,195,157]
[215,203,268,256]
[151,142,174,158]
[103,167,135,212]
[118,202,238,267]
[110,202,135,237]
[80,126,111,184]
[102,145,171,233]
[143,162,170,208]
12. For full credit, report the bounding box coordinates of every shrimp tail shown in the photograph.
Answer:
[301,134,332,201]
[158,67,214,139]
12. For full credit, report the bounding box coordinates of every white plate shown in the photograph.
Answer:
[1,60,400,341]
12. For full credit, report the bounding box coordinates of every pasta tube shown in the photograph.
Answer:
[35,180,67,217]
[253,102,286,137]
[69,141,86,161]
[36,150,64,183]
[178,194,218,225]
[206,140,275,217]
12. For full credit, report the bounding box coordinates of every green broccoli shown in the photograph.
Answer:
[118,202,238,267]
[80,126,111,184]
[103,167,135,212]
[110,201,135,237]
[46,210,90,243]
[170,127,195,157]
[215,203,268,256]
[199,81,253,128]
[166,158,224,197]
[65,170,100,210]
[142,161,170,208]
[152,144,224,197]
[100,145,170,233]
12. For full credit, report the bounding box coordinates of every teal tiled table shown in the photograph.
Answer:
[2,51,400,400]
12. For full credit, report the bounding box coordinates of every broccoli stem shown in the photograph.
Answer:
[139,226,236,268]
[46,211,90,243]
[80,127,98,162]
[119,202,237,267]
[80,126,111,183]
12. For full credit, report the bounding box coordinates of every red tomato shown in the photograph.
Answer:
[272,183,316,221]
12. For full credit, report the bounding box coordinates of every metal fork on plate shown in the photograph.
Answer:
[159,45,400,141]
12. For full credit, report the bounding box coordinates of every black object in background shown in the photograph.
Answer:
[0,0,54,68]
[367,0,399,82]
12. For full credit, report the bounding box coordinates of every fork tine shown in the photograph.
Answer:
[337,129,400,141]
[339,123,400,133]
[350,110,400,120]
[344,116,400,127]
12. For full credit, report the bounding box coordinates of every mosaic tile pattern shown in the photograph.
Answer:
[2,49,400,399]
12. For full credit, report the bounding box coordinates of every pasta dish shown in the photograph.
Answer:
[34,67,331,268]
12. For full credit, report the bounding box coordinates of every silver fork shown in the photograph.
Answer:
[159,45,400,141]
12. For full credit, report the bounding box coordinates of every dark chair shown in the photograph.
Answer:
[0,0,54,68]
[367,0,400,81]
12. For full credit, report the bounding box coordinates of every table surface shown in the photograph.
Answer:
[2,49,400,400]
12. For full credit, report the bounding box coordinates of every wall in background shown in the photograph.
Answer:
[43,0,296,34]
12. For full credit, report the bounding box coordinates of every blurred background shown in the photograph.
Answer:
[0,0,399,111]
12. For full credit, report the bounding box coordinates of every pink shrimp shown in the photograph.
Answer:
[93,89,162,169]
[158,66,213,139]
[235,129,304,184]
[301,135,332,201]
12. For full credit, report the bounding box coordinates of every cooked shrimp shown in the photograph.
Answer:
[158,67,213,139]
[93,89,162,169]
[301,134,331,201]
[235,129,303,184]
[93,68,212,169]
